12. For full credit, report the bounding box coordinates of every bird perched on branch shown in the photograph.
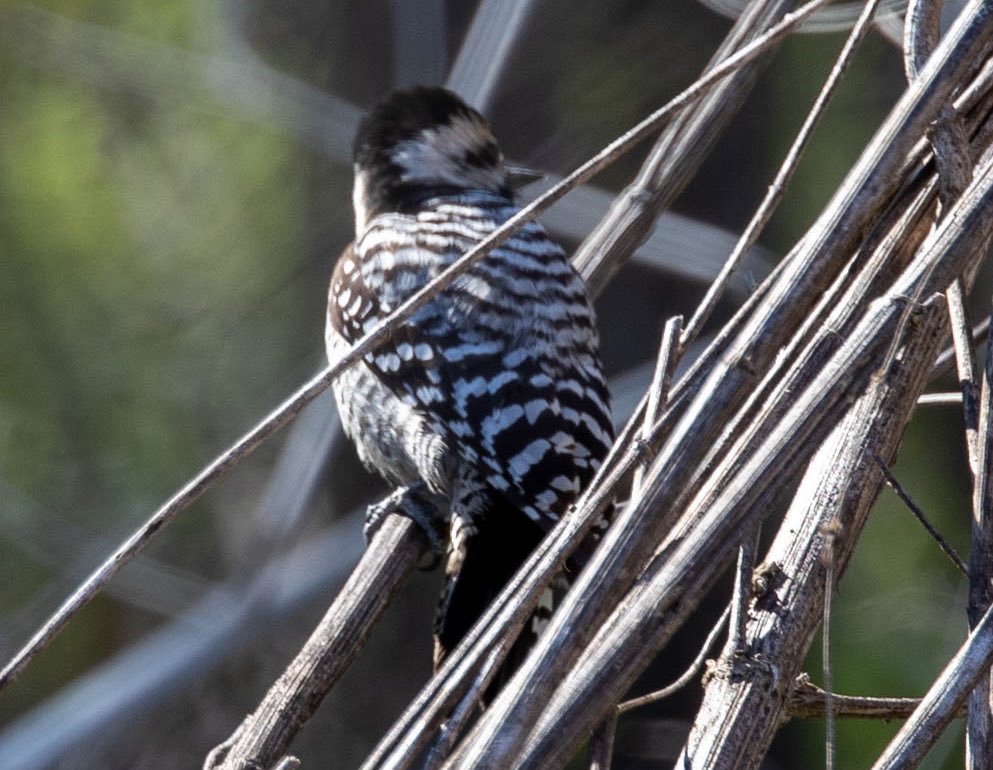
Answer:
[326,86,613,678]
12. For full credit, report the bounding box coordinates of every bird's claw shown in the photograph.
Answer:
[364,484,447,556]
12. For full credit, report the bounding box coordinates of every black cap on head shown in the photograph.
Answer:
[351,87,510,224]
[353,87,480,167]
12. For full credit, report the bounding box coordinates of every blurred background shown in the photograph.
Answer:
[0,0,982,767]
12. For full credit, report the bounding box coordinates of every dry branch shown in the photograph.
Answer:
[680,0,877,350]
[786,676,961,721]
[205,515,427,770]
[967,305,993,767]
[571,0,810,297]
[444,4,993,766]
[510,140,993,768]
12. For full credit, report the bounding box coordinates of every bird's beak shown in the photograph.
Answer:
[505,162,546,191]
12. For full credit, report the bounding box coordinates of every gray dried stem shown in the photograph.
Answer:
[967,308,993,767]
[571,0,816,297]
[442,3,993,767]
[786,675,961,721]
[680,0,883,351]
[617,604,730,714]
[876,454,969,576]
[932,314,991,378]
[514,138,993,770]
[205,515,427,770]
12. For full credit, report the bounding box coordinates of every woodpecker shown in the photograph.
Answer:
[326,87,613,673]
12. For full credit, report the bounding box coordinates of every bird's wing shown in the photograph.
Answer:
[329,208,613,527]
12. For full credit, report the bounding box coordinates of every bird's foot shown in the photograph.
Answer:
[364,484,447,556]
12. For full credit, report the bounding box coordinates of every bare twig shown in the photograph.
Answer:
[589,317,681,770]
[787,675,965,721]
[423,628,520,769]
[821,517,838,770]
[903,0,943,83]
[0,363,340,694]
[875,454,969,575]
[967,300,993,767]
[730,533,759,655]
[205,514,427,770]
[918,391,964,405]
[632,317,683,492]
[617,605,730,714]
[931,314,992,379]
[947,285,981,467]
[571,0,830,297]
[445,0,537,112]
[679,0,883,350]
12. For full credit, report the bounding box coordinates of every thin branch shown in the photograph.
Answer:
[874,453,969,575]
[590,317,681,770]
[947,285,981,468]
[0,509,364,770]
[423,646,504,770]
[967,298,993,767]
[730,533,758,655]
[931,314,992,379]
[821,517,838,770]
[787,675,965,721]
[571,0,829,297]
[697,0,906,33]
[917,391,964,405]
[617,605,730,714]
[632,316,683,492]
[205,514,427,769]
[0,362,339,694]
[902,0,943,82]
[680,0,883,350]
[445,0,537,112]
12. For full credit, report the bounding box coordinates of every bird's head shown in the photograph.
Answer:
[352,87,512,232]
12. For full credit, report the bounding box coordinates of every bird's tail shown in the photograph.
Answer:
[432,499,552,701]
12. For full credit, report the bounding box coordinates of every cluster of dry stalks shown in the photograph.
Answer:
[5,1,993,768]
